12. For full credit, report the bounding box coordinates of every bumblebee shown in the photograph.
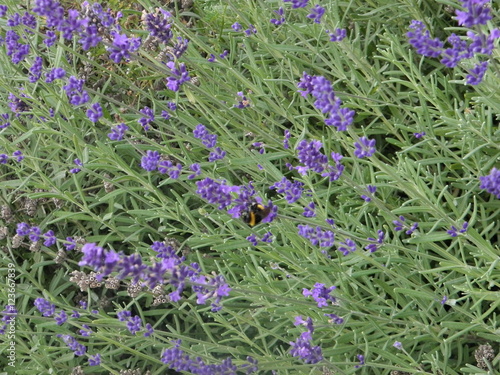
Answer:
[242,203,271,227]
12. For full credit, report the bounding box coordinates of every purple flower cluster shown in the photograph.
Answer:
[57,334,86,356]
[246,231,274,246]
[161,340,258,374]
[143,9,173,44]
[447,222,469,237]
[365,230,385,252]
[0,305,17,335]
[479,167,500,198]
[283,0,310,9]
[34,297,56,317]
[86,102,103,123]
[361,185,377,202]
[270,177,304,203]
[108,123,129,141]
[393,216,418,235]
[196,178,236,210]
[294,140,345,180]
[108,32,141,63]
[16,223,57,246]
[138,106,154,130]
[307,5,325,24]
[298,73,355,130]
[302,283,337,307]
[166,61,190,91]
[298,224,334,247]
[78,242,231,312]
[140,150,183,179]
[290,316,323,364]
[303,202,316,217]
[354,137,376,158]
[117,310,153,336]
[63,76,90,106]
[407,2,500,85]
[327,28,347,42]
[337,238,357,256]
[270,7,286,25]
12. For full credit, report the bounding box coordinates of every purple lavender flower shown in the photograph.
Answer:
[79,324,92,336]
[89,353,101,366]
[234,91,251,108]
[57,334,86,356]
[296,139,328,174]
[271,7,286,25]
[414,131,426,138]
[479,167,500,198]
[188,163,201,179]
[140,150,160,171]
[0,5,7,17]
[289,331,323,364]
[327,28,347,42]
[244,24,257,36]
[303,202,316,217]
[78,243,107,270]
[16,222,31,236]
[297,74,354,130]
[138,106,154,130]
[298,225,335,247]
[192,274,231,312]
[86,102,103,123]
[393,341,403,350]
[126,315,143,335]
[143,10,173,44]
[447,221,469,237]
[284,0,310,9]
[307,5,325,24]
[33,0,65,28]
[208,147,226,162]
[158,160,182,179]
[43,230,56,246]
[171,37,189,59]
[270,177,304,203]
[166,61,190,91]
[337,238,357,256]
[354,354,365,368]
[196,178,235,209]
[5,30,30,64]
[361,185,377,202]
[466,61,488,85]
[12,150,24,162]
[70,158,83,173]
[107,31,141,63]
[63,76,89,106]
[108,123,129,140]
[468,29,500,55]
[354,137,376,158]
[455,0,491,27]
[64,237,77,251]
[303,283,336,307]
[78,24,101,50]
[44,31,57,47]
[207,54,216,62]
[34,298,56,317]
[406,20,443,58]
[322,152,345,181]
[219,50,229,59]
[365,230,385,252]
[58,9,87,40]
[232,22,242,31]
[0,154,8,164]
[193,124,217,148]
[29,226,41,242]
[324,313,344,324]
[54,310,67,325]
[0,113,10,129]
[29,56,43,83]
[283,129,291,149]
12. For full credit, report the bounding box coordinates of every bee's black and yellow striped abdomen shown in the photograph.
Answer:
[242,203,271,227]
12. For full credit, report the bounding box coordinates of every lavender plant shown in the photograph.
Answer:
[0,0,499,374]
